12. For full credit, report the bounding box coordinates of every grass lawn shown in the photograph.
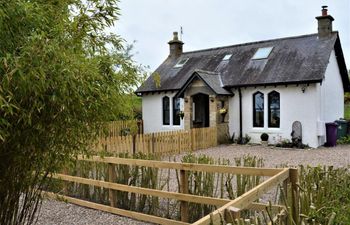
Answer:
[345,103,350,120]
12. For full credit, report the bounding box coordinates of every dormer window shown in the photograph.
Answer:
[252,47,273,60]
[174,58,189,68]
[222,54,232,61]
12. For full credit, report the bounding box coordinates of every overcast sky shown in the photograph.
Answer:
[115,0,350,71]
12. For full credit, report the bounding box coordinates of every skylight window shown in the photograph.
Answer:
[174,58,189,68]
[252,47,273,60]
[222,54,232,61]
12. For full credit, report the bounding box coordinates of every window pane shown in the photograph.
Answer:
[174,58,189,68]
[253,92,264,127]
[268,92,280,128]
[173,98,181,125]
[252,47,273,60]
[163,97,170,125]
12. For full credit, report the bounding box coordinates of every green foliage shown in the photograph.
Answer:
[234,134,251,144]
[152,72,161,88]
[295,166,350,224]
[64,153,162,213]
[337,135,350,144]
[0,1,144,224]
[344,104,350,120]
[275,139,310,149]
[180,154,264,222]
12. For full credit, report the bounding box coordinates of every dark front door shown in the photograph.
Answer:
[192,93,209,128]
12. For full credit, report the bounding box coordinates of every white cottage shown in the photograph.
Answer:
[136,7,350,148]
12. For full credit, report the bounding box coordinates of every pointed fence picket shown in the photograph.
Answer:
[96,127,217,156]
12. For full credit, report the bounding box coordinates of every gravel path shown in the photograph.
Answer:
[36,199,153,225]
[37,144,350,224]
[187,144,350,167]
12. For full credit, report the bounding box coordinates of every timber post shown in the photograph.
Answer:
[62,167,69,196]
[108,163,116,207]
[289,168,299,224]
[151,133,155,154]
[224,207,240,222]
[179,169,189,222]
[132,134,136,154]
[282,177,289,225]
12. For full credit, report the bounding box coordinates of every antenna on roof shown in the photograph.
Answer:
[180,26,183,41]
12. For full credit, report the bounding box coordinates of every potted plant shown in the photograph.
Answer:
[177,111,185,119]
[260,133,269,146]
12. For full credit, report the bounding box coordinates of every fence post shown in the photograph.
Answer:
[108,163,116,207]
[191,129,195,152]
[151,133,155,154]
[179,169,189,222]
[290,168,299,224]
[62,167,69,196]
[132,134,136,154]
[225,207,240,222]
[282,178,289,225]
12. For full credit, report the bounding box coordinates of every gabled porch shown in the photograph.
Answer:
[175,70,233,143]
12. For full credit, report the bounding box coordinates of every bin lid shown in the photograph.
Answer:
[335,120,348,124]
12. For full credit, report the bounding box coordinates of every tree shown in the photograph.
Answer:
[0,0,143,224]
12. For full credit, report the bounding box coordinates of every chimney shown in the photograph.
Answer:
[168,32,184,58]
[315,6,334,38]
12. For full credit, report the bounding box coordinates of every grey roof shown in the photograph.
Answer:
[136,32,350,93]
[175,70,232,97]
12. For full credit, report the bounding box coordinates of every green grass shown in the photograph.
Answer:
[345,103,350,120]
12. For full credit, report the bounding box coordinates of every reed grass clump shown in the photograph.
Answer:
[180,153,264,222]
[296,165,350,225]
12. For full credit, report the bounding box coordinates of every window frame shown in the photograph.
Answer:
[162,96,170,125]
[172,97,181,126]
[253,92,264,128]
[268,91,280,128]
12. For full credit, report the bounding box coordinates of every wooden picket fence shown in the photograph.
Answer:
[103,120,143,137]
[96,127,217,156]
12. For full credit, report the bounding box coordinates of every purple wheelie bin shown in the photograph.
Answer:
[325,122,338,147]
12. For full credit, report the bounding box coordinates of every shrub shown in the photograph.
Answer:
[234,134,251,144]
[260,133,269,141]
[337,135,350,144]
[276,139,309,149]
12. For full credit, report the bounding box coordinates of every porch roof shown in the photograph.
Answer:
[175,70,233,98]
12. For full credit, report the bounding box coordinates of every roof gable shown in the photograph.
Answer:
[175,70,233,98]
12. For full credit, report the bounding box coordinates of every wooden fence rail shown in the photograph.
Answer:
[47,155,298,225]
[96,127,217,156]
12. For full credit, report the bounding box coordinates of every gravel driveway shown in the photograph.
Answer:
[37,144,350,225]
[186,144,350,167]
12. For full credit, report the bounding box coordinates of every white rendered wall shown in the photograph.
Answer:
[320,50,344,122]
[317,50,344,145]
[142,92,184,133]
[229,85,320,148]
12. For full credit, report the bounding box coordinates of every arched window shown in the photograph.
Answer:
[253,92,264,127]
[173,97,181,125]
[162,96,170,125]
[268,91,280,128]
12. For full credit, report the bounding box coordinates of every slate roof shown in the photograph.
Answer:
[136,32,350,94]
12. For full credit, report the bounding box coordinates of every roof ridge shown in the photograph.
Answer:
[182,32,337,55]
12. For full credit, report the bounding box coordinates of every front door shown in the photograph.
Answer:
[192,93,209,128]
